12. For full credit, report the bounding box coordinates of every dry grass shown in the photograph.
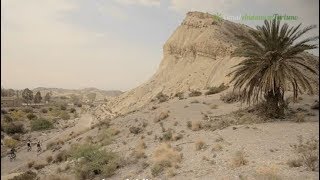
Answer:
[151,143,182,176]
[27,161,35,168]
[4,137,18,148]
[255,165,282,180]
[287,159,303,167]
[293,113,305,123]
[231,150,248,168]
[191,121,202,131]
[220,91,242,103]
[132,141,147,159]
[212,143,223,152]
[205,84,229,95]
[189,90,202,97]
[190,100,200,103]
[209,104,218,109]
[154,111,169,123]
[34,163,46,170]
[290,136,319,171]
[195,140,206,151]
[46,155,53,163]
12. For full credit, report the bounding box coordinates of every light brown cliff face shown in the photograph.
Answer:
[95,11,318,117]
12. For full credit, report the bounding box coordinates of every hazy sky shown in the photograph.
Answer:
[1,0,319,91]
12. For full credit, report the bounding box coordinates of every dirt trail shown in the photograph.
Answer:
[1,113,94,178]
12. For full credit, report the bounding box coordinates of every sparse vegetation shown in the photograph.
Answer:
[156,92,169,103]
[3,122,25,134]
[31,118,53,131]
[195,140,206,150]
[132,141,147,159]
[54,150,70,163]
[9,170,37,180]
[205,83,229,95]
[189,90,202,97]
[231,150,248,167]
[60,112,71,120]
[70,144,122,179]
[290,136,319,171]
[255,165,282,180]
[4,137,18,148]
[129,126,142,134]
[220,91,242,103]
[151,143,182,177]
[154,111,169,123]
[191,121,202,131]
[27,113,37,120]
[174,92,184,100]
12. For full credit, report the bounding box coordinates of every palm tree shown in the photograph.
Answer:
[229,19,318,118]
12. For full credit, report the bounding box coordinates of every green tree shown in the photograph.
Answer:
[86,93,96,103]
[22,88,33,105]
[44,92,51,102]
[229,19,318,118]
[34,91,42,103]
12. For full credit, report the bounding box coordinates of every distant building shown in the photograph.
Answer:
[1,97,22,107]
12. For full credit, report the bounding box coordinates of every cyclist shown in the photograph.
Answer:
[27,140,32,152]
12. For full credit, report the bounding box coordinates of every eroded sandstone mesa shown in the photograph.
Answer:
[94,11,318,118]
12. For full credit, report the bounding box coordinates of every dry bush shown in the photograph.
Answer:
[191,121,202,131]
[4,137,18,148]
[9,170,37,180]
[220,91,242,103]
[45,174,73,180]
[187,121,192,129]
[205,84,229,95]
[156,92,169,103]
[3,122,25,134]
[190,100,200,103]
[172,134,183,141]
[129,126,142,134]
[188,90,202,97]
[54,150,70,163]
[46,155,53,163]
[132,141,147,159]
[287,159,303,167]
[34,163,46,170]
[27,161,35,168]
[212,143,223,152]
[293,113,305,123]
[195,140,206,151]
[151,143,182,177]
[290,136,319,171]
[255,165,281,180]
[161,131,173,141]
[154,111,169,123]
[174,92,184,100]
[231,150,248,167]
[209,104,218,109]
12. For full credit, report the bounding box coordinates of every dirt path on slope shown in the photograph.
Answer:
[1,113,94,178]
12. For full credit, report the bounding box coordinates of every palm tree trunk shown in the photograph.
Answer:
[265,89,285,118]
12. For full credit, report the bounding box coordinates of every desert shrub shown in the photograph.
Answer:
[4,114,13,123]
[34,163,46,170]
[190,100,200,103]
[54,150,70,163]
[172,134,183,141]
[187,121,192,129]
[205,83,229,95]
[231,150,248,167]
[154,111,169,123]
[9,170,37,180]
[209,104,218,109]
[174,92,184,100]
[41,108,48,113]
[46,155,53,163]
[195,140,206,151]
[191,121,202,131]
[60,112,70,120]
[129,126,142,134]
[97,128,119,145]
[287,159,303,167]
[31,118,53,131]
[27,113,37,120]
[161,131,173,141]
[76,103,82,107]
[70,108,76,113]
[11,134,21,141]
[212,143,223,152]
[3,122,25,134]
[49,107,53,111]
[9,108,16,111]
[189,90,202,97]
[151,143,182,177]
[10,110,25,121]
[60,105,67,111]
[220,91,242,103]
[255,165,282,180]
[132,141,147,159]
[23,107,33,113]
[291,136,319,171]
[4,138,18,148]
[70,144,121,179]
[156,92,169,103]
[311,101,319,110]
[27,161,35,168]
